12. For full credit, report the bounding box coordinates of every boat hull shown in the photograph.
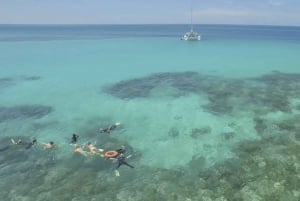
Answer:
[181,31,201,41]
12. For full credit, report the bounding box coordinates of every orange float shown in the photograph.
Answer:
[104,150,118,158]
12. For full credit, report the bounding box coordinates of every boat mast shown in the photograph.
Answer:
[190,0,193,31]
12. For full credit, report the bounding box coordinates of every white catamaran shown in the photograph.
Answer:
[181,3,201,41]
[181,28,201,41]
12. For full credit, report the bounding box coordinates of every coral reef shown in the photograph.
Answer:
[102,71,204,99]
[22,76,42,81]
[1,120,300,201]
[0,77,15,90]
[168,127,180,138]
[0,75,41,92]
[2,71,300,200]
[103,71,300,115]
[190,126,211,139]
[0,105,53,123]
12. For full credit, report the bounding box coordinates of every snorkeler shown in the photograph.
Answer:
[99,122,121,134]
[42,141,54,149]
[71,133,79,144]
[25,138,37,149]
[114,153,134,176]
[116,145,126,155]
[11,138,37,149]
[86,142,104,155]
[74,145,88,156]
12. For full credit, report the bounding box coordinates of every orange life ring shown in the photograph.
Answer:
[104,150,118,158]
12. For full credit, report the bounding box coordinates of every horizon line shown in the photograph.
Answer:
[0,23,300,28]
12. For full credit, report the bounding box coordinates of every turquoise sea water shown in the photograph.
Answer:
[1,24,300,200]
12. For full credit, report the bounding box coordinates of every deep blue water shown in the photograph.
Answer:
[1,24,300,42]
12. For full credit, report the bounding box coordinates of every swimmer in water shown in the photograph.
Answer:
[86,142,104,156]
[74,145,88,156]
[25,138,37,149]
[71,133,79,144]
[114,153,134,176]
[42,141,54,149]
[99,122,121,134]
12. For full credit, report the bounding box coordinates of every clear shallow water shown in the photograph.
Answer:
[1,24,300,200]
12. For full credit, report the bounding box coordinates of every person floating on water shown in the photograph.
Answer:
[11,138,37,149]
[86,142,104,156]
[99,122,121,134]
[74,145,88,156]
[0,138,20,152]
[103,145,133,176]
[115,145,126,155]
[42,141,54,149]
[114,153,134,177]
[71,133,79,144]
[25,138,37,149]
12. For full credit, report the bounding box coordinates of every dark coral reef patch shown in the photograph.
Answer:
[22,75,42,81]
[1,113,300,200]
[103,71,300,115]
[0,105,53,123]
[0,75,42,93]
[0,77,15,90]
[102,71,205,99]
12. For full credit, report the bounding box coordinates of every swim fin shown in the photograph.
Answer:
[11,139,16,144]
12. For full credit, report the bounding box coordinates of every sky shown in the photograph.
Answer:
[0,0,299,26]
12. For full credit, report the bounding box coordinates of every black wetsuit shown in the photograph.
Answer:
[71,134,79,144]
[25,139,37,149]
[100,127,109,133]
[115,154,134,170]
[100,124,117,134]
[115,147,126,155]
[0,139,36,151]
